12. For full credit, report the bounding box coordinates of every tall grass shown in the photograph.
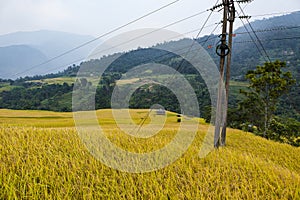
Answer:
[0,109,299,199]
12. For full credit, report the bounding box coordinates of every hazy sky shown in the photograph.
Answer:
[1,0,300,39]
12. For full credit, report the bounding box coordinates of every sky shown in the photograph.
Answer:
[0,0,299,39]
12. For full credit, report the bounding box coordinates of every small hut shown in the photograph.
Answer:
[156,108,166,115]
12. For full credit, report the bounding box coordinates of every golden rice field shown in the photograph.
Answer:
[0,109,299,199]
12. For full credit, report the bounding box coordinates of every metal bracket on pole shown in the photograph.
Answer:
[216,44,230,57]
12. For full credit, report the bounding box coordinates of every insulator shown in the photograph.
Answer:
[209,3,224,11]
[239,15,251,19]
[236,0,253,3]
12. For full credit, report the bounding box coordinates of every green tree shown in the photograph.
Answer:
[240,60,296,138]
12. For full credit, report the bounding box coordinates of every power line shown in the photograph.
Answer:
[42,24,300,76]
[237,15,268,62]
[174,1,218,75]
[12,9,210,79]
[41,10,300,77]
[236,11,269,62]
[19,23,300,78]
[50,23,300,72]
[8,0,181,78]
[177,22,221,39]
[9,5,299,78]
[234,36,300,43]
[237,3,271,62]
[200,25,300,46]
[251,11,299,18]
[133,0,220,132]
[197,22,221,46]
[49,7,216,79]
[87,10,208,60]
[31,10,212,77]
[235,25,300,35]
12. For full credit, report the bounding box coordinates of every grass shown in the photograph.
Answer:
[28,77,76,85]
[0,83,22,92]
[27,76,101,86]
[0,109,299,199]
[229,81,249,87]
[0,109,74,127]
[116,78,140,85]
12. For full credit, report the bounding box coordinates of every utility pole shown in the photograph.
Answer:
[213,0,235,147]
[214,0,228,148]
[221,0,235,146]
[211,0,252,147]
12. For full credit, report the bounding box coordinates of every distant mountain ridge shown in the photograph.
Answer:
[0,30,96,79]
[230,11,300,78]
[237,11,300,30]
[0,11,300,80]
[0,45,47,77]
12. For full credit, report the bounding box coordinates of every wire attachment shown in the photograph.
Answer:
[235,0,253,3]
[209,3,224,11]
[216,43,230,57]
[239,15,251,19]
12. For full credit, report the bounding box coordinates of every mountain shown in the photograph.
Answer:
[1,12,299,80]
[0,30,96,79]
[0,45,47,77]
[237,11,300,30]
[230,11,300,79]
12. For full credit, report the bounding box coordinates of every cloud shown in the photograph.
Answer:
[33,0,70,20]
[0,0,299,36]
[0,0,70,34]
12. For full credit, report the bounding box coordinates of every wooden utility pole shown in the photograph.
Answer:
[214,0,229,148]
[214,0,236,147]
[221,0,235,146]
